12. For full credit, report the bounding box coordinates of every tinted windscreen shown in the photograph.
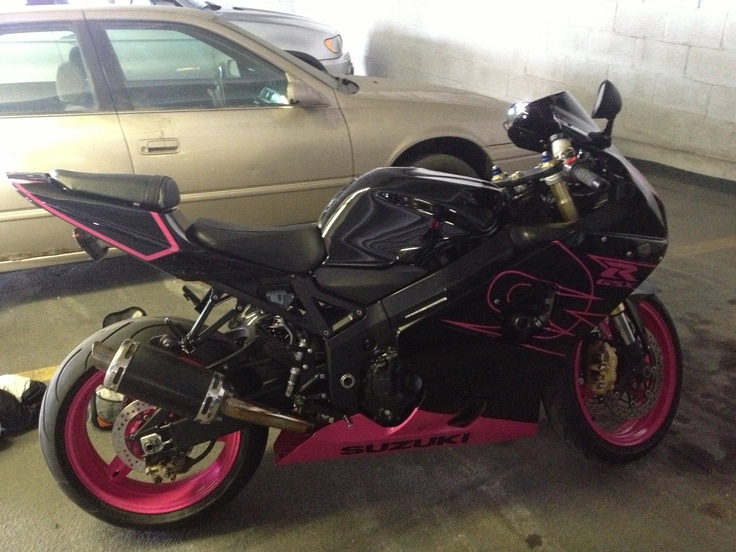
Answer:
[552,91,600,136]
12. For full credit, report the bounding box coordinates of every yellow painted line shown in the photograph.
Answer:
[16,365,57,382]
[668,235,736,259]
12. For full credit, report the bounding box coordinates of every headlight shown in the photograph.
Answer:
[324,35,343,55]
[504,102,528,130]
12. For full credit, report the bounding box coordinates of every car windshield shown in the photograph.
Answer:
[190,0,217,9]
[210,16,344,90]
[143,0,220,9]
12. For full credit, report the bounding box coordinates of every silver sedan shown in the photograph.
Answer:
[131,0,354,75]
[0,5,533,273]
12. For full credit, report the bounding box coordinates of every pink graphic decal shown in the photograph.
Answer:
[273,409,537,465]
[13,181,179,261]
[442,320,502,337]
[441,241,616,356]
[588,254,656,289]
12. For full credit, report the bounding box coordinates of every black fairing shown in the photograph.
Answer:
[319,167,508,269]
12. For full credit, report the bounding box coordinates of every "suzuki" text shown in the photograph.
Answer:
[340,433,472,455]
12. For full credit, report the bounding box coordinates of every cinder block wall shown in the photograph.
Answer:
[288,0,734,181]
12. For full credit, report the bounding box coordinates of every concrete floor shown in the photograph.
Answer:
[0,161,734,551]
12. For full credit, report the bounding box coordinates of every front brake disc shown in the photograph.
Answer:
[604,332,663,418]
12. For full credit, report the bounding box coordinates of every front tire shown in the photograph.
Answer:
[39,318,268,529]
[543,295,682,463]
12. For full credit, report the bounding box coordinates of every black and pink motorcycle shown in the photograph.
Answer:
[9,81,681,529]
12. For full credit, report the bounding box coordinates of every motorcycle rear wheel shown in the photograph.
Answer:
[39,317,268,529]
[543,295,682,463]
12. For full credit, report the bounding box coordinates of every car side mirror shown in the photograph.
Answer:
[589,80,622,149]
[286,78,330,108]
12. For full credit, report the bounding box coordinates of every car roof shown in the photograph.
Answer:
[0,5,269,51]
[0,4,214,23]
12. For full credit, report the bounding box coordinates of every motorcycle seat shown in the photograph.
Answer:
[188,218,327,274]
[51,169,180,212]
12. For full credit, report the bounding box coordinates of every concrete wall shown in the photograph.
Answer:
[280,0,735,181]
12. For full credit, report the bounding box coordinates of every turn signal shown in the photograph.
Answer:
[324,35,342,54]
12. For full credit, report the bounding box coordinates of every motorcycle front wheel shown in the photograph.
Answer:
[39,317,268,529]
[543,294,682,463]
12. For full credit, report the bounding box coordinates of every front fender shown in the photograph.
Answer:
[631,279,660,297]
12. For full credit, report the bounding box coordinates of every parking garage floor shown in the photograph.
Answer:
[0,161,734,551]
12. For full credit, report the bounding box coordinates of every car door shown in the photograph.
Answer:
[0,19,133,269]
[89,18,353,227]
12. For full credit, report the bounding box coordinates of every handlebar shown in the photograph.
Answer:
[567,161,609,191]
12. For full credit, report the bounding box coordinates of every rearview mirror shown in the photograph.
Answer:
[589,80,622,149]
[592,80,622,120]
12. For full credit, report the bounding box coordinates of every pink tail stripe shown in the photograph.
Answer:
[13,181,179,261]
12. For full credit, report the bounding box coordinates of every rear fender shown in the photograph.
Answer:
[8,173,183,262]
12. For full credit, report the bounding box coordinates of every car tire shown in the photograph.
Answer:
[407,153,479,178]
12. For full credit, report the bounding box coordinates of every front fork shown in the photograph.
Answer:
[585,299,651,396]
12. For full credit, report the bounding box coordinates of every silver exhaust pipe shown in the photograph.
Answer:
[92,340,314,434]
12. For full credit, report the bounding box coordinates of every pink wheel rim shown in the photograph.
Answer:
[64,371,241,514]
[575,301,678,447]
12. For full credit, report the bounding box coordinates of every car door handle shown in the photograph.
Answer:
[139,139,180,155]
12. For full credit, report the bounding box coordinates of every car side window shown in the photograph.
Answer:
[103,24,289,111]
[0,27,97,115]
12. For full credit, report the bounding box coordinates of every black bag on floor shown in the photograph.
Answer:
[0,376,47,436]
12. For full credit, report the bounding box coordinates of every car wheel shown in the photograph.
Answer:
[407,153,479,178]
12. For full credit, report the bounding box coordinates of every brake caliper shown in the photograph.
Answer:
[584,339,618,395]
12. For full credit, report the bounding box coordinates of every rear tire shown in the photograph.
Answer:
[543,295,682,463]
[39,317,268,529]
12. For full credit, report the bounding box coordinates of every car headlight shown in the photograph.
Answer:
[324,35,343,55]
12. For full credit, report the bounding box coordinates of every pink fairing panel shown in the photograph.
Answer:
[13,181,179,261]
[273,409,537,465]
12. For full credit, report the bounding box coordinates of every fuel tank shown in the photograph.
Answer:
[318,167,508,270]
